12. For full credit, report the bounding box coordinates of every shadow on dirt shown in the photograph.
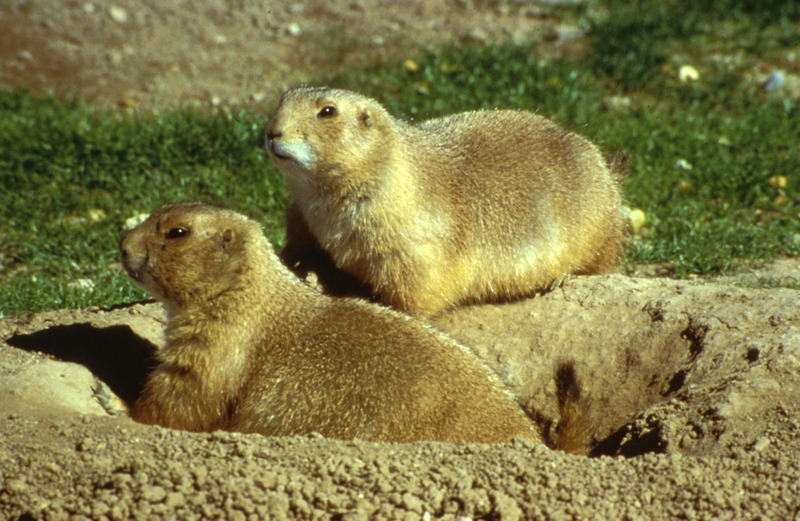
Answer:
[7,324,157,406]
[591,421,667,457]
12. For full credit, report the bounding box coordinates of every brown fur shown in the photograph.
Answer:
[119,202,546,443]
[554,361,593,454]
[267,87,626,318]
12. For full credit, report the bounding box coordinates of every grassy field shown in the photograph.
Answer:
[1,0,798,315]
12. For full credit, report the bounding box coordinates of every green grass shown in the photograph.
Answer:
[589,0,800,91]
[2,0,799,315]
[0,92,287,314]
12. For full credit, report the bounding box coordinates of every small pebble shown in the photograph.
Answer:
[768,175,788,189]
[286,23,301,37]
[109,6,129,24]
[68,278,96,292]
[678,65,699,82]
[401,492,424,513]
[141,485,167,503]
[403,59,419,73]
[88,208,107,222]
[550,24,585,43]
[468,28,488,44]
[752,437,770,452]
[6,479,27,494]
[763,71,786,92]
[165,491,186,509]
[124,213,150,230]
[603,95,632,111]
[627,208,647,234]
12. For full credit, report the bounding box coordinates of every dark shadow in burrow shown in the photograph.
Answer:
[7,323,157,406]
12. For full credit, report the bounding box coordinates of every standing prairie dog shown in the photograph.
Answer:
[119,202,553,443]
[267,87,626,318]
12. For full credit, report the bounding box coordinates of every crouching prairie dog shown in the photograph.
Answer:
[120,202,589,445]
[267,87,626,318]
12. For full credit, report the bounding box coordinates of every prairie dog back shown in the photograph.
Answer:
[120,202,547,444]
[267,87,625,317]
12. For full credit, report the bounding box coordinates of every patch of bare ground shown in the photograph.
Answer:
[2,275,799,518]
[0,0,581,111]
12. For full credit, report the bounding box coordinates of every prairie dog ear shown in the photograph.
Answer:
[220,228,235,250]
[359,108,374,129]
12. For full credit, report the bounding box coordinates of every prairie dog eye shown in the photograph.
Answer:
[317,105,338,118]
[165,227,189,239]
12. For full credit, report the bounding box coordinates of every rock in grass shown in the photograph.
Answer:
[763,71,786,93]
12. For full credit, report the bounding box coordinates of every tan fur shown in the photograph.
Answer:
[119,202,545,443]
[267,87,626,318]
[554,361,593,454]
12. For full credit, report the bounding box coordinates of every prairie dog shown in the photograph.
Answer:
[119,202,545,443]
[267,87,626,317]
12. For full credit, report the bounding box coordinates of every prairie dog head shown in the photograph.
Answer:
[119,203,263,312]
[266,87,394,193]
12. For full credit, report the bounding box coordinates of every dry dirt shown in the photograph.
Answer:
[2,1,800,519]
[3,274,800,519]
[0,0,580,111]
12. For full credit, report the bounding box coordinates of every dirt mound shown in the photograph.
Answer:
[2,274,799,519]
[0,0,561,111]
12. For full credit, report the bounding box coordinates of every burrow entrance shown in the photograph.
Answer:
[5,281,782,459]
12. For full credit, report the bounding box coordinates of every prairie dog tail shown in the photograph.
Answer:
[554,361,593,454]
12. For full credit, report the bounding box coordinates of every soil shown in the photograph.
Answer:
[0,0,578,112]
[3,274,800,519]
[2,1,800,519]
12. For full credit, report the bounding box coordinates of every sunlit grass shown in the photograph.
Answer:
[0,91,286,315]
[2,0,798,315]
